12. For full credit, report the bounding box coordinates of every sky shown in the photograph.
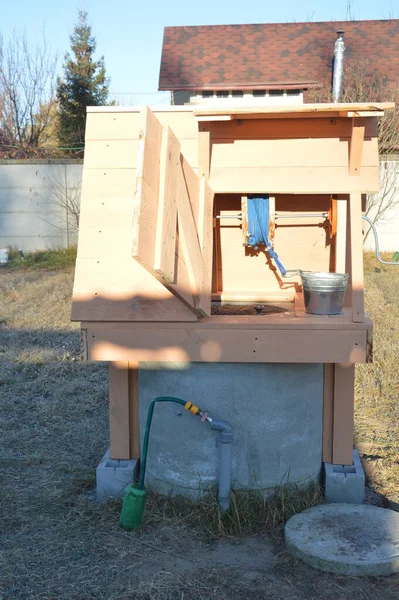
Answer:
[0,0,397,105]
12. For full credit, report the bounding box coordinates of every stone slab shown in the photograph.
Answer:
[96,448,139,501]
[285,503,399,576]
[324,449,365,504]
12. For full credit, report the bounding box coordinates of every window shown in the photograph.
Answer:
[253,90,266,97]
[286,89,301,96]
[216,91,229,98]
[232,90,244,97]
[202,91,214,98]
[269,90,284,96]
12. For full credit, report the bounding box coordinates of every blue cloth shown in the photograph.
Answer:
[247,196,287,276]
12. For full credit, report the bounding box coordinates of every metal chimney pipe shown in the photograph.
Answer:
[332,30,345,103]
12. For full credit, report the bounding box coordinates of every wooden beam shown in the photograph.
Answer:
[335,197,347,274]
[109,361,140,460]
[332,363,355,465]
[154,126,179,283]
[198,127,211,179]
[89,328,368,364]
[349,118,366,176]
[177,166,204,307]
[323,364,334,463]
[348,193,365,322]
[197,179,214,315]
[132,107,163,268]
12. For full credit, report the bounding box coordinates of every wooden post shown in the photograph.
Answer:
[332,363,355,465]
[198,125,211,180]
[322,364,334,463]
[348,192,365,322]
[109,361,140,460]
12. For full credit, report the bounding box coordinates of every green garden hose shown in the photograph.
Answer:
[120,396,186,530]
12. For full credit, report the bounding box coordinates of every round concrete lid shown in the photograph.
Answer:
[285,503,399,576]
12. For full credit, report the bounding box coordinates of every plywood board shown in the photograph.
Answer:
[209,166,379,195]
[72,257,198,322]
[154,127,180,282]
[132,108,163,268]
[86,326,367,363]
[203,117,378,140]
[210,138,377,169]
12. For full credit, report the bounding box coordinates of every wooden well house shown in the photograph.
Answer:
[72,102,392,485]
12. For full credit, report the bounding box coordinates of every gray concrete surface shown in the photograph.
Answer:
[138,363,323,498]
[96,448,139,501]
[324,449,365,504]
[285,503,399,575]
[0,160,82,251]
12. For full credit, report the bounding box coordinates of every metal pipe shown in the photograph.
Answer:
[216,213,328,220]
[209,418,233,511]
[276,213,328,219]
[362,215,399,265]
[332,30,345,103]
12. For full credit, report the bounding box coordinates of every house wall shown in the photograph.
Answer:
[0,160,83,252]
[172,89,304,106]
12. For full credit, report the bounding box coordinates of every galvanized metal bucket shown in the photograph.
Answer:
[299,270,349,315]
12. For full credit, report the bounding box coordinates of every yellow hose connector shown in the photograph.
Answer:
[184,401,200,415]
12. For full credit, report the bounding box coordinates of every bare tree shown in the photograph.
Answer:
[364,160,399,243]
[35,166,81,247]
[308,61,399,241]
[0,30,58,151]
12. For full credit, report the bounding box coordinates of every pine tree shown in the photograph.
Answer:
[57,10,109,151]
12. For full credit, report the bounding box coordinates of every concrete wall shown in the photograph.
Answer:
[364,159,399,252]
[0,160,83,252]
[139,363,323,498]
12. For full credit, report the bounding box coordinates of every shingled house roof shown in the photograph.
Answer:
[159,19,399,91]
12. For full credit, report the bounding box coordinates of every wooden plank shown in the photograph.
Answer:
[332,363,355,465]
[83,314,372,331]
[128,361,140,459]
[209,166,380,195]
[109,362,131,459]
[203,118,378,140]
[154,127,180,283]
[132,107,163,268]
[85,112,141,140]
[348,193,365,322]
[209,138,378,168]
[87,327,368,364]
[84,140,139,169]
[197,180,214,315]
[349,118,366,175]
[109,362,140,460]
[71,257,198,322]
[241,196,248,244]
[198,128,211,179]
[335,198,347,274]
[269,196,276,242]
[194,102,394,117]
[79,168,137,200]
[176,167,203,305]
[323,364,335,463]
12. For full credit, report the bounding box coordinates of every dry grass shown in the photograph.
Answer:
[1,256,399,599]
[355,253,399,506]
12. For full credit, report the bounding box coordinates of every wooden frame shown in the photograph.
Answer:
[73,102,392,468]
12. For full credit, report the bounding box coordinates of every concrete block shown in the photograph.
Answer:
[324,449,365,504]
[96,448,139,502]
